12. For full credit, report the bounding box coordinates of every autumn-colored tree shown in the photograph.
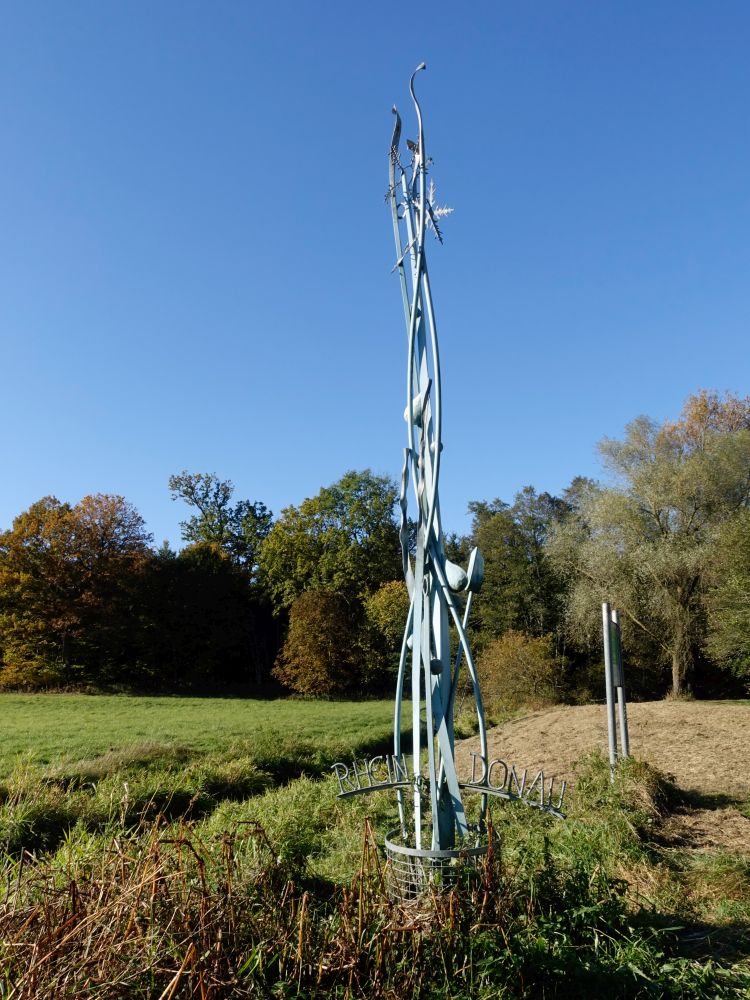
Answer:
[361,579,411,686]
[0,495,152,688]
[272,590,363,696]
[662,388,750,446]
[364,580,410,658]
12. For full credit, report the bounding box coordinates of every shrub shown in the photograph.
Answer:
[477,630,566,710]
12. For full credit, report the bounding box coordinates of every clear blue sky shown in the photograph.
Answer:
[2,2,748,545]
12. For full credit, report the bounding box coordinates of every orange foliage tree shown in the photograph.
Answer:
[0,494,152,688]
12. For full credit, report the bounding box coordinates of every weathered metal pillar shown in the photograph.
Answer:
[611,609,631,758]
[602,601,617,779]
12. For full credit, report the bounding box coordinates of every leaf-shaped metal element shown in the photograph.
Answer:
[465,547,485,593]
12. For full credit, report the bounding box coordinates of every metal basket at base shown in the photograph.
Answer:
[384,828,496,902]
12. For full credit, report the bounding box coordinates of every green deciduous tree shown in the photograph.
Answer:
[705,509,750,683]
[261,471,403,697]
[468,487,569,642]
[549,391,750,696]
[168,471,273,576]
[258,470,402,612]
[140,541,279,691]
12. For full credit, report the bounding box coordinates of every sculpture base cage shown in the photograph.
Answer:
[384,829,497,902]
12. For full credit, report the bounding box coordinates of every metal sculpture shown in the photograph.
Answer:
[388,64,488,852]
[331,69,565,896]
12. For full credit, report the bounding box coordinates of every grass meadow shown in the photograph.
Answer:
[1,694,749,998]
[0,693,400,772]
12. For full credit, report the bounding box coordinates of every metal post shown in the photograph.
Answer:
[611,609,630,758]
[602,602,617,779]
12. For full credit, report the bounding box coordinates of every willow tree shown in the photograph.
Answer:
[549,391,750,695]
[705,508,750,680]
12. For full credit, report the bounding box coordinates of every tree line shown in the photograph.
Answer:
[1,390,748,700]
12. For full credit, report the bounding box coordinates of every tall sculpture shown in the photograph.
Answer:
[332,69,564,897]
[389,64,489,852]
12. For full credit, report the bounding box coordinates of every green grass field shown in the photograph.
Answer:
[0,693,399,774]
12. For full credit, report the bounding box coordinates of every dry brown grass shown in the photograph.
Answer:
[457,701,750,801]
[1,821,384,999]
[658,808,750,854]
[0,815,615,1000]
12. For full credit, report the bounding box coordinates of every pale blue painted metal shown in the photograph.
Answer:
[389,65,489,851]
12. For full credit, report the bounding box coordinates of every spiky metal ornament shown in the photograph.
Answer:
[389,64,489,852]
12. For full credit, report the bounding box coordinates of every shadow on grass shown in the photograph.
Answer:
[673,787,744,811]
[675,917,750,964]
[44,742,195,790]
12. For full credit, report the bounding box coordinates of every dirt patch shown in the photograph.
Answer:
[456,701,750,800]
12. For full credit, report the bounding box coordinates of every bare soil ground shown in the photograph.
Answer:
[456,701,750,854]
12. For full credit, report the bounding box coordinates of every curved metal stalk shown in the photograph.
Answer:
[393,595,413,837]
